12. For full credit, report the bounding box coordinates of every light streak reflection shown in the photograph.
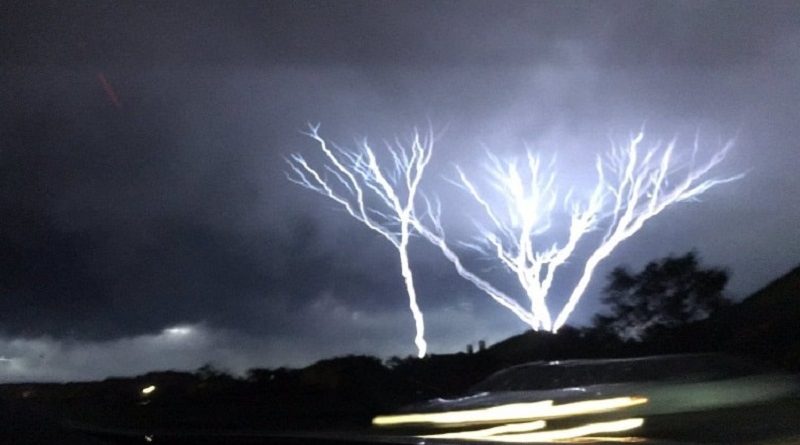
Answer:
[417,419,547,440]
[375,395,648,443]
[372,396,647,426]
[420,418,645,443]
[555,436,646,443]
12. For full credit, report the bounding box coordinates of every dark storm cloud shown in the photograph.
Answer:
[0,1,799,378]
[0,82,405,339]
[3,1,796,70]
[594,1,800,69]
[0,0,580,68]
[11,0,791,70]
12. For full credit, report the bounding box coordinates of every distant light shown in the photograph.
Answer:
[164,326,193,336]
[141,385,156,395]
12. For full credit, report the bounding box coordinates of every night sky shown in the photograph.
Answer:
[1,1,799,381]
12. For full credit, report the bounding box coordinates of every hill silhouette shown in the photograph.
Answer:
[708,263,800,369]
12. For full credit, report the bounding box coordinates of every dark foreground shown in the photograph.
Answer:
[4,399,800,445]
[4,358,800,445]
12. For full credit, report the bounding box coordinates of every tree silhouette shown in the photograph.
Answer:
[594,251,729,340]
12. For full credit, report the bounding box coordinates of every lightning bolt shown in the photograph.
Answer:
[415,131,742,333]
[551,134,744,331]
[288,124,742,349]
[286,124,434,357]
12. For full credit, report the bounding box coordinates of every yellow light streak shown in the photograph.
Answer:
[141,385,156,395]
[415,420,547,440]
[372,396,647,426]
[556,436,646,443]
[421,418,645,443]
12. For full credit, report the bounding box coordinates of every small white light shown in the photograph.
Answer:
[141,385,156,395]
[164,326,192,336]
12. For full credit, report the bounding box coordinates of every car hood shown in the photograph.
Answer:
[399,372,800,417]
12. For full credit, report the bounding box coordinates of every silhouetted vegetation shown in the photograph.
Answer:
[593,251,730,340]
[702,264,800,371]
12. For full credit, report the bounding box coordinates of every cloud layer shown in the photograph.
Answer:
[0,1,799,380]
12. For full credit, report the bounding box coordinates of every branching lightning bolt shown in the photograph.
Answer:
[414,132,742,333]
[286,124,434,357]
[551,133,744,331]
[288,124,741,346]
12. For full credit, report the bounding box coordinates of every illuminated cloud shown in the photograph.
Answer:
[0,296,521,382]
[163,326,194,337]
[0,1,798,378]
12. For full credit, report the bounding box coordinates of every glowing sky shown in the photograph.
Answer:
[0,1,799,381]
